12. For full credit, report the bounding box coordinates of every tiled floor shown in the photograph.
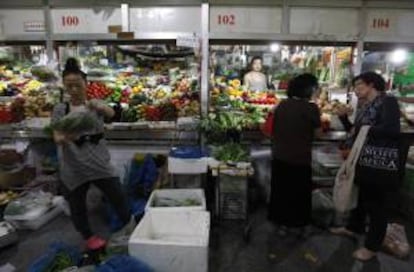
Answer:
[1,194,413,272]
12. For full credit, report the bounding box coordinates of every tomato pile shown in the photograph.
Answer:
[0,106,13,124]
[87,82,113,100]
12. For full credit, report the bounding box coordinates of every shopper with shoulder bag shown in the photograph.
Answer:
[330,72,403,261]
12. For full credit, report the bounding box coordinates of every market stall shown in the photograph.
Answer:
[2,1,414,270]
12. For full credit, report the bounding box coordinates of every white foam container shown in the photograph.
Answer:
[128,210,210,272]
[168,157,208,174]
[145,189,206,212]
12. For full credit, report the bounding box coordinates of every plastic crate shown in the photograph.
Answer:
[128,210,210,272]
[145,189,206,212]
[218,173,248,220]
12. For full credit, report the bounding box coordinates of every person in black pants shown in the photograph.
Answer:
[331,72,401,261]
[52,58,134,250]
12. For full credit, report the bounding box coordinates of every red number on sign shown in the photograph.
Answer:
[372,18,389,29]
[62,16,80,27]
[218,14,236,25]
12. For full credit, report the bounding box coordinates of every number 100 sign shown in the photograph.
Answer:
[61,16,80,27]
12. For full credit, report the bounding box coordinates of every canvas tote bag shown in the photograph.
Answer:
[333,125,370,213]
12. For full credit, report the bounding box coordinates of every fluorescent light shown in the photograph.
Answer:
[391,49,408,64]
[270,43,280,52]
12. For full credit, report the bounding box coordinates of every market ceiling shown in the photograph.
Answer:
[2,0,414,8]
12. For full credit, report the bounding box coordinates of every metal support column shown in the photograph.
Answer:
[200,3,209,119]
[354,2,367,76]
[43,0,54,62]
[121,3,130,32]
[281,0,290,34]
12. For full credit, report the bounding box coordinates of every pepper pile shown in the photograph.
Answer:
[144,106,162,121]
[87,82,113,100]
[109,87,130,104]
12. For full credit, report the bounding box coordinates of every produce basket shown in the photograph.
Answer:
[218,172,248,220]
[145,189,206,212]
[129,210,210,272]
[0,165,34,189]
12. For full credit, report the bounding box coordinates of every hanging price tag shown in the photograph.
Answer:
[176,35,199,48]
[0,9,45,35]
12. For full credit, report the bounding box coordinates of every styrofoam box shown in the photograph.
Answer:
[145,189,206,212]
[6,204,62,230]
[168,157,208,174]
[129,210,210,272]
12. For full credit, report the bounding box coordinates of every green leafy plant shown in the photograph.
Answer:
[213,143,249,162]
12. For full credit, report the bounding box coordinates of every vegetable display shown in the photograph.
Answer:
[213,143,249,162]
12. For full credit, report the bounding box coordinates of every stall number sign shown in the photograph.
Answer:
[52,8,121,34]
[217,14,236,26]
[370,18,390,30]
[366,10,398,35]
[60,16,80,27]
[210,7,282,33]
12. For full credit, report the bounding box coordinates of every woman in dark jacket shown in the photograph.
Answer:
[268,73,322,235]
[331,72,401,261]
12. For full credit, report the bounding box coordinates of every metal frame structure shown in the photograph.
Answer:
[0,0,413,144]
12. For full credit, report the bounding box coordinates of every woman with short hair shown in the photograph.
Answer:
[268,73,322,235]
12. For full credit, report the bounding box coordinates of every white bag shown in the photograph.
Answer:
[333,126,370,213]
[382,223,411,259]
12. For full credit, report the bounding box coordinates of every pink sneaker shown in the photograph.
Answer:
[86,235,107,250]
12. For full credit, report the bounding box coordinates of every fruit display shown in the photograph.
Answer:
[86,82,113,100]
[0,53,201,124]
[0,191,19,206]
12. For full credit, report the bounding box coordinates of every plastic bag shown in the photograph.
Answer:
[96,255,152,272]
[311,189,334,228]
[333,126,369,213]
[107,155,158,231]
[382,223,411,259]
[28,242,81,272]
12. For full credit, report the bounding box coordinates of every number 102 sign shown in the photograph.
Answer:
[210,7,282,34]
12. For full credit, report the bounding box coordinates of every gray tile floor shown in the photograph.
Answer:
[1,195,413,272]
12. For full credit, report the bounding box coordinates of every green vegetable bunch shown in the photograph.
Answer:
[45,252,75,272]
[200,111,247,133]
[51,112,96,134]
[213,143,249,162]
